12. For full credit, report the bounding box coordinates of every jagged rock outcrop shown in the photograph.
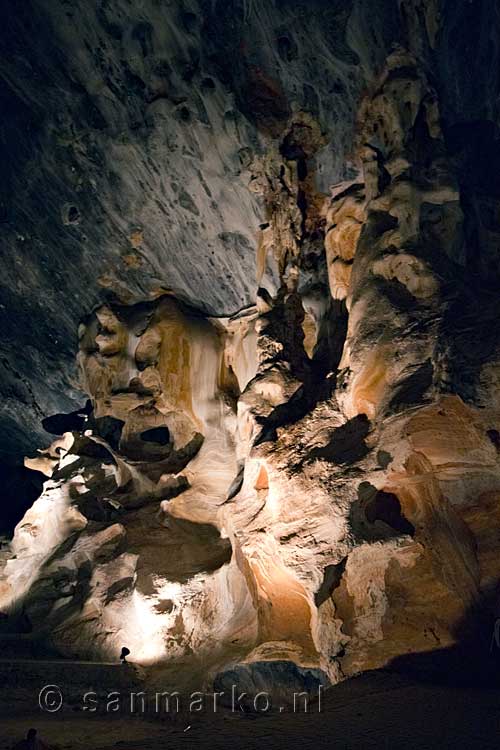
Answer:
[2,0,500,699]
[0,0,399,475]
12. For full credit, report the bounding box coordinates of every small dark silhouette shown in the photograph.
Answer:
[120,646,130,664]
[12,728,52,750]
[490,618,500,652]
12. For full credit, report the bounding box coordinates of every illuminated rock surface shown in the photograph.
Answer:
[1,0,500,705]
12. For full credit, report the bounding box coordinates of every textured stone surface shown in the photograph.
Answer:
[2,0,500,701]
[0,0,399,471]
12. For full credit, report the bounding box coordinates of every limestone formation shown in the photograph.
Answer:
[1,0,500,702]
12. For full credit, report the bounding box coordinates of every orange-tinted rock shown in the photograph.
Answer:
[254,464,269,491]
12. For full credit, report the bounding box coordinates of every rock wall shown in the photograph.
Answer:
[2,0,500,696]
[0,0,398,469]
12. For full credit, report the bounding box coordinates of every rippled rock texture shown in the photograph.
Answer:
[0,0,399,466]
[2,0,500,695]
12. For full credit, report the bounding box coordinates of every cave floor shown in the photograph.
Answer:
[1,668,499,749]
